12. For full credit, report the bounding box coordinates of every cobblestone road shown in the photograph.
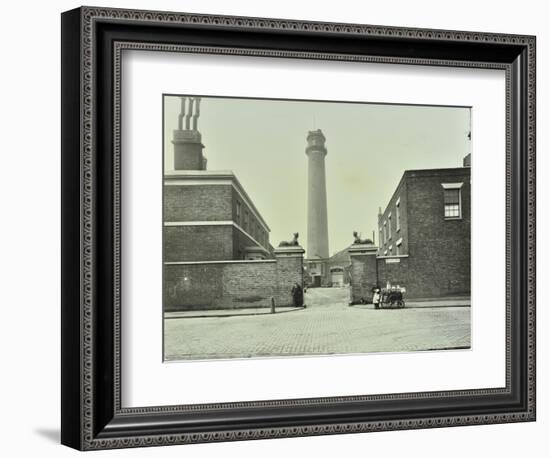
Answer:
[164,287,471,361]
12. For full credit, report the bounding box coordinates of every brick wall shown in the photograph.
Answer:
[406,169,471,298]
[164,225,233,262]
[173,142,204,170]
[275,253,304,305]
[232,226,271,260]
[164,185,232,222]
[376,257,410,290]
[378,177,408,256]
[349,251,378,303]
[231,188,269,250]
[164,261,278,310]
[373,168,471,299]
[396,184,409,254]
[165,251,303,311]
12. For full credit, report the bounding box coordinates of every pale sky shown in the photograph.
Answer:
[164,95,471,256]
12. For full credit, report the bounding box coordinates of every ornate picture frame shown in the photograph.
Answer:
[61,6,536,450]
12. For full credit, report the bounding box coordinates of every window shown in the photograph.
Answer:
[444,189,461,218]
[396,198,401,231]
[396,238,402,256]
[389,244,393,255]
[244,210,249,231]
[442,182,463,219]
[388,212,392,240]
[383,221,387,244]
[236,201,241,225]
[379,227,383,246]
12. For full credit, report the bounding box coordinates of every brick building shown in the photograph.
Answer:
[305,246,352,288]
[164,170,272,263]
[350,162,471,301]
[326,246,352,287]
[164,97,304,311]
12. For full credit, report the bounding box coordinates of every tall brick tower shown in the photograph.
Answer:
[172,96,207,170]
[305,129,330,264]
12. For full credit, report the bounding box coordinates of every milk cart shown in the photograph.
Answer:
[378,288,405,309]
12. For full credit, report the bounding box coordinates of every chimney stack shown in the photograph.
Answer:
[172,97,206,170]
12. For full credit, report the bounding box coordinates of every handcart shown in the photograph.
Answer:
[378,288,405,309]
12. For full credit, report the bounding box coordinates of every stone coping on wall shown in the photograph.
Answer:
[348,243,378,255]
[376,254,410,259]
[164,259,276,265]
[273,245,305,257]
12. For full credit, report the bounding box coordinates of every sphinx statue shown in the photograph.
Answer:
[353,231,373,245]
[278,232,300,247]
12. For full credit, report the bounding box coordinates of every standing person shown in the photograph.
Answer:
[291,282,304,307]
[372,288,381,309]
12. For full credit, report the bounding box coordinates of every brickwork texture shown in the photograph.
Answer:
[372,167,471,299]
[164,225,234,262]
[349,253,378,303]
[173,141,204,170]
[164,185,233,222]
[165,252,303,311]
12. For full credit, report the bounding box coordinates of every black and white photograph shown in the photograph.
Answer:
[49,1,540,453]
[163,95,472,361]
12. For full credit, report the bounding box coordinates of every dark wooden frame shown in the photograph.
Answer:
[61,6,536,450]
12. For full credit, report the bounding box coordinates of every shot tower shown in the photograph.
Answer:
[305,129,330,286]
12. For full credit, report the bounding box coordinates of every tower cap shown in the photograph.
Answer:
[305,129,327,156]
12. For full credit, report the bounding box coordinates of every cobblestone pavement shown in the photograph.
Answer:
[164,287,471,361]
